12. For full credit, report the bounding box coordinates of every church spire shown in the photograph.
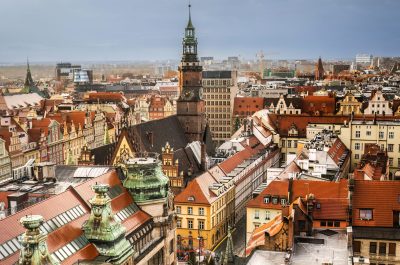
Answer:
[24,57,34,89]
[222,226,235,265]
[182,3,198,63]
[187,3,193,29]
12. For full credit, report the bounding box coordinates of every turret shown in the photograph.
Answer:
[18,215,58,265]
[82,183,134,264]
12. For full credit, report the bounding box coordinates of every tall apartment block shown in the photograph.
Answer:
[202,70,238,147]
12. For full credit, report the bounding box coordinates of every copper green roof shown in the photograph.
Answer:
[123,156,169,202]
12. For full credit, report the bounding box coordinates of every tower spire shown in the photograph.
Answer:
[188,2,193,28]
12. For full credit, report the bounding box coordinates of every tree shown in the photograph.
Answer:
[233,116,241,133]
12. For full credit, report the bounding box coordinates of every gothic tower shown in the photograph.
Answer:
[24,58,34,89]
[176,4,207,142]
[315,57,325,80]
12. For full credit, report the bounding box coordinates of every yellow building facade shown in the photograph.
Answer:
[174,169,235,252]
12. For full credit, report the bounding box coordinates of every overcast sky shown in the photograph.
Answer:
[0,0,399,63]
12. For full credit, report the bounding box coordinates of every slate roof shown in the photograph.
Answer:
[130,115,189,154]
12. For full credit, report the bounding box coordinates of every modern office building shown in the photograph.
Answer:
[202,70,238,147]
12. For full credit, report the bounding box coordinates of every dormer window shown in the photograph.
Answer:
[280,198,286,205]
[263,196,270,204]
[272,197,278,205]
[188,196,195,202]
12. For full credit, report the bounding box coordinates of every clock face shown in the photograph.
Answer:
[184,90,193,99]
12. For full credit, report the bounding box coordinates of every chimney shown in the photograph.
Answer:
[309,148,317,161]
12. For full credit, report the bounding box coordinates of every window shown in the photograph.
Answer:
[272,197,278,204]
[176,206,181,214]
[177,219,182,228]
[389,243,396,256]
[389,158,393,166]
[355,143,360,150]
[169,239,174,254]
[366,131,371,136]
[379,131,384,139]
[320,221,326,227]
[353,241,361,253]
[281,198,286,205]
[334,221,340,227]
[379,242,386,255]
[263,196,270,204]
[199,208,204,216]
[355,154,359,159]
[369,242,377,254]
[198,220,205,230]
[265,211,270,220]
[388,144,394,152]
[188,220,193,229]
[389,132,394,139]
[254,210,259,219]
[360,209,373,220]
[188,207,193,215]
[355,131,360,138]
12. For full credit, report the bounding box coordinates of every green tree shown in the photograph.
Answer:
[233,116,241,133]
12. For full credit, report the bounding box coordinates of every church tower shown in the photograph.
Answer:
[315,57,325,80]
[176,4,207,142]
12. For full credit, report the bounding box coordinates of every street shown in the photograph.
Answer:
[213,217,247,261]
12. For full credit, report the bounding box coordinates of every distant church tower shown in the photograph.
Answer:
[315,57,325,80]
[23,59,35,92]
[176,4,207,142]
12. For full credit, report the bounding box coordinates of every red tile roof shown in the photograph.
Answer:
[233,97,264,117]
[0,169,151,265]
[302,95,336,115]
[246,179,349,220]
[219,145,262,174]
[86,92,126,103]
[246,180,289,209]
[352,180,400,227]
[174,175,216,205]
[327,138,348,165]
[291,179,349,201]
[266,114,349,137]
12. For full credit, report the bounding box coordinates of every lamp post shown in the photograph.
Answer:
[197,228,201,265]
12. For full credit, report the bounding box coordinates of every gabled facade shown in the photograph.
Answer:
[337,92,362,115]
[264,95,302,115]
[363,90,392,116]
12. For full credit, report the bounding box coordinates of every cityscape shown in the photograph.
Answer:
[0,1,400,265]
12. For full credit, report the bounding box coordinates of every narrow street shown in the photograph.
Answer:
[213,217,247,261]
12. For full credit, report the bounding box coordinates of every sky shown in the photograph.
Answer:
[0,0,399,63]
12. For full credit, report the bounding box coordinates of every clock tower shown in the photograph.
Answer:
[177,4,207,142]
